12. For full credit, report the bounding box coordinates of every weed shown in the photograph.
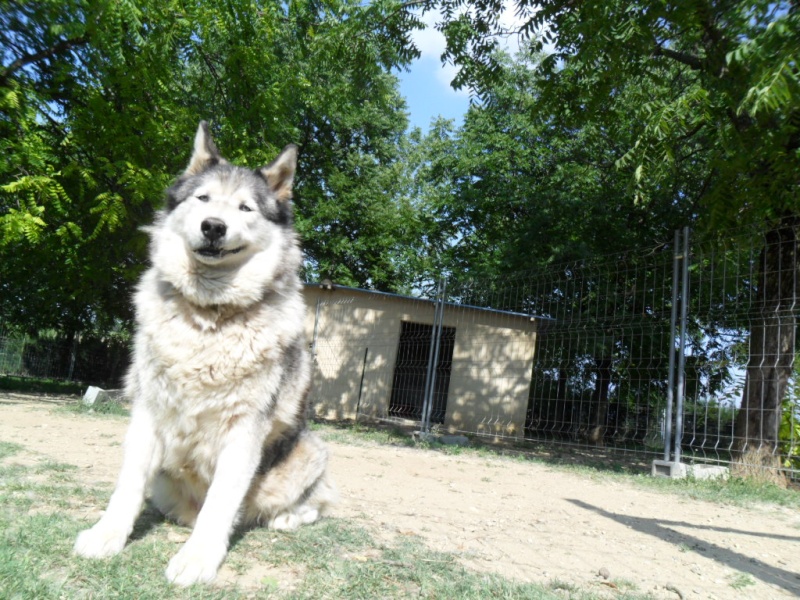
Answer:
[727,572,756,590]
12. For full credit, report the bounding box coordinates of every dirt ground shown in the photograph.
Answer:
[1,393,799,599]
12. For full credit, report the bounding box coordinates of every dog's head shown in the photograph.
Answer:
[147,122,302,307]
[165,121,297,266]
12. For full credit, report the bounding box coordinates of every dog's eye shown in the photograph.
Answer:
[197,194,209,202]
[240,204,253,212]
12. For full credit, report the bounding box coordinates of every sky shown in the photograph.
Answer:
[395,7,530,133]
[395,10,471,132]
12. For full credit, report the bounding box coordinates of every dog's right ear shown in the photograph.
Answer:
[184,121,225,175]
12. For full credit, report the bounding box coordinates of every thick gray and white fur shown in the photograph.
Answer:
[74,122,336,585]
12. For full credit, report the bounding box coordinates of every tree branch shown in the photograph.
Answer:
[0,35,88,86]
[651,45,703,71]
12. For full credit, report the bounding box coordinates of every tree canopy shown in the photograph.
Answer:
[0,0,424,334]
[428,0,799,229]
[410,47,705,284]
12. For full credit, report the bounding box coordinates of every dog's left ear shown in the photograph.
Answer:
[260,144,298,202]
[184,121,226,176]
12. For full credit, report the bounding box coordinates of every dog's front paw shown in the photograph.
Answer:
[73,522,129,558]
[166,539,227,586]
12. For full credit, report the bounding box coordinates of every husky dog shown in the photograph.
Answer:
[74,122,335,585]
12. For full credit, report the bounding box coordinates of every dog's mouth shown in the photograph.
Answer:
[194,245,246,259]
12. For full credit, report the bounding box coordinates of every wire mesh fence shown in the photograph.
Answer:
[307,225,800,479]
[0,331,128,388]
[3,224,798,478]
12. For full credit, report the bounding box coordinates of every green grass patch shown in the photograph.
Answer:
[0,376,84,396]
[246,519,638,599]
[634,472,800,509]
[311,420,416,448]
[727,572,756,590]
[58,398,130,417]
[0,441,24,461]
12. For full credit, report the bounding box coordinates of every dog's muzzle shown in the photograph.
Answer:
[196,218,244,259]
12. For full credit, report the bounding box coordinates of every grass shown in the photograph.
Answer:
[310,420,416,448]
[0,376,85,396]
[727,572,756,590]
[1,437,651,600]
[634,469,800,508]
[59,397,130,417]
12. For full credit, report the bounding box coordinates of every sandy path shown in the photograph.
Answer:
[1,394,799,599]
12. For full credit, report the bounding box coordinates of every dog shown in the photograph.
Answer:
[74,121,336,585]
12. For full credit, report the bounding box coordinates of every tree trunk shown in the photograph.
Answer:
[588,357,613,445]
[733,217,798,474]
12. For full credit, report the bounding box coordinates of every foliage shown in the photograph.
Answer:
[409,46,704,284]
[780,395,800,469]
[422,0,800,230]
[414,0,800,455]
[0,0,426,335]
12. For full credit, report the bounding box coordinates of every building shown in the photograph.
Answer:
[303,283,542,439]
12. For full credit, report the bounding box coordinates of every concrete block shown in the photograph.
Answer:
[686,464,729,481]
[651,459,688,479]
[82,386,107,406]
[438,435,470,446]
[413,432,470,446]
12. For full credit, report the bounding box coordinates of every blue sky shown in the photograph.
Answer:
[394,9,473,132]
[394,7,529,133]
[397,56,471,132]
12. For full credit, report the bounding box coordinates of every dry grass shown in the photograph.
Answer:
[730,446,790,488]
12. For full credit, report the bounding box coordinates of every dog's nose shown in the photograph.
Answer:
[201,218,227,242]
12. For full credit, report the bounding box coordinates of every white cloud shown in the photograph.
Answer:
[411,10,447,59]
[409,4,548,95]
[409,10,469,95]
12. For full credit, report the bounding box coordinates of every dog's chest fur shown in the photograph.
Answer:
[128,268,306,482]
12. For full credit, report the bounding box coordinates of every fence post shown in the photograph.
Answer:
[67,335,79,381]
[421,276,447,433]
[355,347,369,424]
[673,227,690,464]
[664,230,681,461]
[311,296,322,362]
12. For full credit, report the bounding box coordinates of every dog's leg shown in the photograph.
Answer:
[243,431,335,529]
[74,407,162,558]
[165,420,265,586]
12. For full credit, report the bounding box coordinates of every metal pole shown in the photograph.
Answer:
[664,230,680,461]
[674,227,690,464]
[420,278,442,432]
[311,296,322,361]
[67,335,78,381]
[355,347,369,424]
[423,277,447,432]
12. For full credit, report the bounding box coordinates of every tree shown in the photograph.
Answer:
[1,0,426,339]
[422,0,800,466]
[412,47,702,275]
[408,46,707,443]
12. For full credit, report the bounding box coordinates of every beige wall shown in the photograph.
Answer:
[304,287,435,421]
[303,286,537,439]
[442,313,536,438]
